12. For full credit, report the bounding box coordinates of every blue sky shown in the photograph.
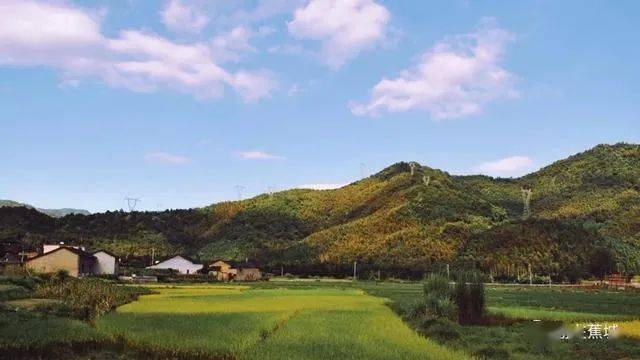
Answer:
[1,0,638,212]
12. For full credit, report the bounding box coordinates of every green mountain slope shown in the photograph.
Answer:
[1,143,638,280]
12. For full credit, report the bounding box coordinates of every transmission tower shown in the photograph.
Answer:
[267,186,277,196]
[124,197,141,212]
[422,175,431,187]
[235,185,246,200]
[409,162,419,176]
[521,188,532,219]
[359,163,367,179]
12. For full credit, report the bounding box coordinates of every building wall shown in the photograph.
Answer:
[93,252,118,275]
[26,249,80,277]
[148,256,203,275]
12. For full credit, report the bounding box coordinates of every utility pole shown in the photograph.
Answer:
[151,247,155,266]
[521,188,532,219]
[446,264,450,280]
[353,261,357,281]
[528,263,533,285]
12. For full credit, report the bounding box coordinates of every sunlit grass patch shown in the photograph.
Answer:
[98,285,468,359]
[487,305,632,322]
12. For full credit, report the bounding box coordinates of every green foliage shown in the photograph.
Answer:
[422,274,455,319]
[454,272,485,325]
[1,143,639,280]
[34,278,153,320]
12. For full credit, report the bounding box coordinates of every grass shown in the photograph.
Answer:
[3,279,640,359]
[97,285,468,360]
[0,310,107,356]
[0,284,30,301]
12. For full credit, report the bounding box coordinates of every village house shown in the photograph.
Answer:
[25,246,96,277]
[209,259,262,281]
[147,255,203,275]
[92,250,119,275]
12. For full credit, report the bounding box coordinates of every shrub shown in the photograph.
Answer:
[454,271,485,325]
[34,278,153,320]
[423,274,455,319]
[406,298,427,319]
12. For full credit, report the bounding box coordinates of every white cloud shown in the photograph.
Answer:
[350,19,517,119]
[211,26,274,63]
[0,0,276,102]
[288,0,390,68]
[238,151,284,160]
[296,183,347,190]
[160,0,209,34]
[473,156,534,177]
[228,0,303,25]
[144,152,191,165]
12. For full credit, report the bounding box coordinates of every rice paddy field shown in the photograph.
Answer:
[3,280,640,359]
[97,285,465,359]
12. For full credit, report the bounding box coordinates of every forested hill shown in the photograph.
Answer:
[1,143,639,280]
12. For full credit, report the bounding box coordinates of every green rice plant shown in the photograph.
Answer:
[98,285,470,360]
[0,310,108,357]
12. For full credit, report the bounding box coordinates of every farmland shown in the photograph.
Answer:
[3,279,640,359]
[97,285,464,359]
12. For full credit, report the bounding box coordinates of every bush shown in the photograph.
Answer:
[454,271,485,325]
[34,278,153,320]
[406,298,427,319]
[423,274,455,319]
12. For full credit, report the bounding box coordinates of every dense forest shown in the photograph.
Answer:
[1,143,639,281]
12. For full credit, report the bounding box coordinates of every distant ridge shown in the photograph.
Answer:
[0,143,638,280]
[0,200,90,218]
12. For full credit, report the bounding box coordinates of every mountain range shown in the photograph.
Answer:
[1,143,638,281]
[0,200,90,218]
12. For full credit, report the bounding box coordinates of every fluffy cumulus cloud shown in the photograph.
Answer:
[473,156,534,177]
[350,19,517,119]
[160,0,209,34]
[288,0,390,68]
[144,152,191,165]
[0,0,276,102]
[238,151,284,160]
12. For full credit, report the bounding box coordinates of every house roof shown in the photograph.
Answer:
[155,255,201,266]
[26,246,96,262]
[210,259,260,268]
